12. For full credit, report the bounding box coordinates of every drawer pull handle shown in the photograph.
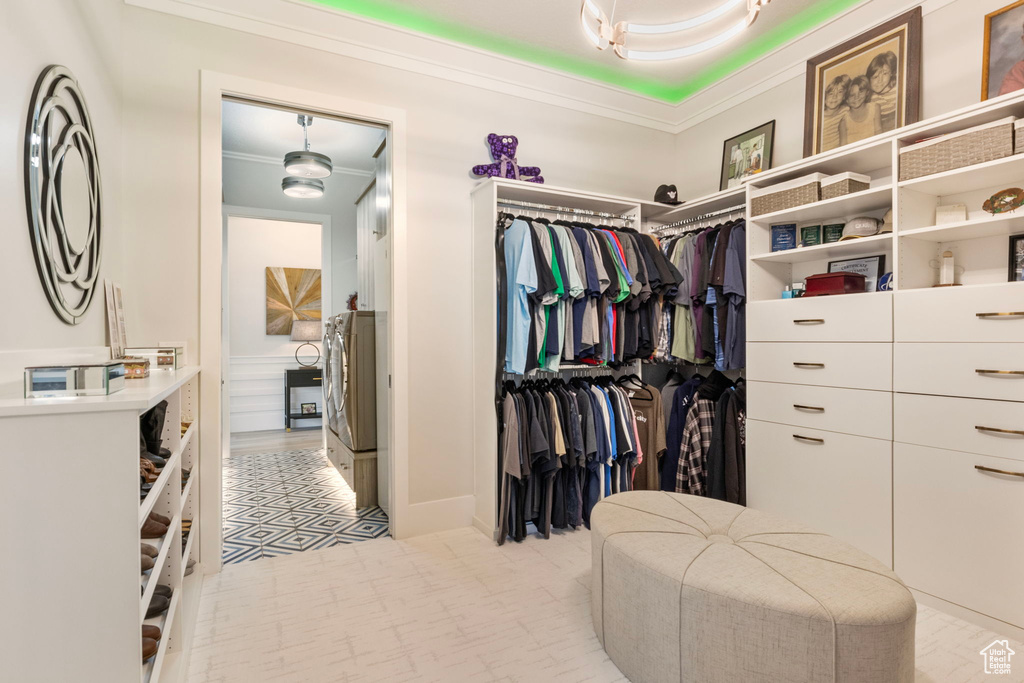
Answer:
[793,319,825,325]
[975,369,1024,376]
[975,425,1024,437]
[793,362,826,369]
[793,434,825,444]
[794,404,825,412]
[975,465,1024,478]
[976,311,1024,318]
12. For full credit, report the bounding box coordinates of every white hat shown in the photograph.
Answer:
[879,209,893,234]
[839,216,882,241]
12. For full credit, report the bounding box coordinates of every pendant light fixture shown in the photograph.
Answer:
[580,0,771,61]
[284,114,332,178]
[282,176,325,199]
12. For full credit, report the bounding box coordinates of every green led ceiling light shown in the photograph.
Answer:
[300,0,868,104]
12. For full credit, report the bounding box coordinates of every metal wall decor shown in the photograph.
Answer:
[24,65,103,325]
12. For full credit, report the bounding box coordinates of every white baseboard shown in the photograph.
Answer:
[910,588,1024,643]
[401,495,475,539]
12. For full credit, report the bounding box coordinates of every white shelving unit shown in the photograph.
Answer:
[0,367,203,683]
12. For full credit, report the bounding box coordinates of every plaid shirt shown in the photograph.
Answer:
[676,398,715,495]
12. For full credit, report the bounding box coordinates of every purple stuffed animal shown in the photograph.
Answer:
[472,134,544,184]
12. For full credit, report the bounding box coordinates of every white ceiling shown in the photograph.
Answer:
[382,0,823,83]
[221,99,384,172]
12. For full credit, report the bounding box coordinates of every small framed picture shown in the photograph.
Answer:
[720,121,775,191]
[770,223,797,252]
[1010,234,1024,281]
[984,1,1024,100]
[301,402,318,415]
[829,254,886,292]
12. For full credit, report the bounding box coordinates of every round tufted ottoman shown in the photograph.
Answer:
[591,491,916,683]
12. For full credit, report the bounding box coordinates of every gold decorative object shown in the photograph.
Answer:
[265,267,321,335]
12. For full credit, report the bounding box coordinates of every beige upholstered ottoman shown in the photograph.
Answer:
[591,492,916,683]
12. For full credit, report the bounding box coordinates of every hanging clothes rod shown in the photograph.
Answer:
[652,203,746,232]
[498,198,634,222]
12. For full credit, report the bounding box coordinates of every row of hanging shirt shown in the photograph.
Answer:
[652,210,747,371]
[499,210,687,376]
[497,374,667,544]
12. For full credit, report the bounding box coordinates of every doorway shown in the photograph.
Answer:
[218,98,392,564]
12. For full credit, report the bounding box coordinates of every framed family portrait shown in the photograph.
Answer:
[720,121,775,191]
[804,8,922,156]
[983,1,1024,100]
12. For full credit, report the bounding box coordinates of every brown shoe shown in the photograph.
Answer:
[142,637,158,661]
[146,594,170,619]
[141,554,155,573]
[149,511,171,526]
[141,543,158,558]
[141,518,168,539]
[142,625,161,641]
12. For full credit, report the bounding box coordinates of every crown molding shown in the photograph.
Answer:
[222,149,374,176]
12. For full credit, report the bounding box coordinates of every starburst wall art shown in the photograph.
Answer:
[265,266,321,335]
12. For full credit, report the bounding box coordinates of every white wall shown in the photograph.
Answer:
[226,216,322,432]
[222,155,369,314]
[673,0,1017,199]
[119,6,677,523]
[0,0,124,389]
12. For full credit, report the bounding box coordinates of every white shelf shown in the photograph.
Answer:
[0,366,200,417]
[752,234,893,264]
[140,422,195,526]
[655,186,746,222]
[142,590,180,683]
[140,511,181,622]
[898,154,1024,196]
[751,186,892,224]
[180,471,195,513]
[181,521,198,578]
[900,212,1024,242]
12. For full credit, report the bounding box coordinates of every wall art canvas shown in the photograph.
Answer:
[804,8,921,156]
[720,121,775,190]
[984,1,1024,100]
[266,267,322,336]
[1010,234,1024,281]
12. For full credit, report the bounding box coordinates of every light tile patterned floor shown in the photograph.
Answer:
[190,526,1022,683]
[222,447,389,564]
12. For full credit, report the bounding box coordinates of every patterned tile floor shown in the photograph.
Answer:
[222,447,389,564]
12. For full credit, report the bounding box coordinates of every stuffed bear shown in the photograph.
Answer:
[472,134,544,184]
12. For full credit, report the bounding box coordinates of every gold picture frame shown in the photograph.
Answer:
[983,0,1024,100]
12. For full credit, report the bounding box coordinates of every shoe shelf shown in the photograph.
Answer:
[140,513,180,620]
[140,441,185,527]
[142,590,181,683]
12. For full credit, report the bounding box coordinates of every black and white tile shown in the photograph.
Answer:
[222,447,389,564]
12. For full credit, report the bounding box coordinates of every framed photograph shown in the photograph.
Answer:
[829,255,886,292]
[984,1,1024,100]
[300,402,318,415]
[804,8,921,156]
[720,121,775,191]
[1010,234,1024,281]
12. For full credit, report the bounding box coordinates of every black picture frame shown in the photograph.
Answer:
[720,121,775,191]
[300,402,317,415]
[828,254,886,292]
[1010,234,1024,281]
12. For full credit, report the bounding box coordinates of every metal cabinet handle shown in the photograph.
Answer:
[793,362,826,368]
[794,404,825,412]
[793,434,825,444]
[975,425,1024,437]
[975,465,1024,478]
[976,311,1024,318]
[794,319,825,325]
[976,369,1024,376]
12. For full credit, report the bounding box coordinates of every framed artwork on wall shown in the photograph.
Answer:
[720,121,775,191]
[803,7,922,157]
[828,254,886,292]
[1009,234,1024,281]
[983,1,1024,100]
[266,266,322,336]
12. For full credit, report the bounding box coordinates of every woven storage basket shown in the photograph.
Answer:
[751,173,826,216]
[900,117,1015,181]
[1015,120,1024,154]
[821,172,871,200]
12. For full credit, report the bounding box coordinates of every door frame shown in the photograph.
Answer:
[200,71,410,573]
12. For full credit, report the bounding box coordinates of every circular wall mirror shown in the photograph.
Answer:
[24,65,103,325]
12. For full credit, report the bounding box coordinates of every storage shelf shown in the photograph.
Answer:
[751,234,893,264]
[654,186,746,222]
[181,521,198,578]
[180,472,195,512]
[898,154,1024,196]
[900,212,1024,242]
[751,185,892,224]
[140,422,195,526]
[287,412,322,419]
[142,590,180,683]
[895,280,1024,293]
[140,511,181,622]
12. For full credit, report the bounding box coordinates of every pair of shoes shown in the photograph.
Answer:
[141,511,171,540]
[141,401,172,459]
[184,559,196,577]
[141,459,160,484]
[142,637,158,662]
[141,555,154,573]
[146,585,173,619]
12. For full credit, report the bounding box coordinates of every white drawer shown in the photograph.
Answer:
[894,343,1024,402]
[748,293,892,342]
[747,342,892,391]
[895,393,1024,462]
[748,381,891,440]
[747,419,892,566]
[895,284,1024,342]
[894,443,1024,628]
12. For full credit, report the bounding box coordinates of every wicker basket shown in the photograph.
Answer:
[751,173,827,216]
[1015,120,1024,154]
[821,172,871,200]
[899,116,1015,181]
